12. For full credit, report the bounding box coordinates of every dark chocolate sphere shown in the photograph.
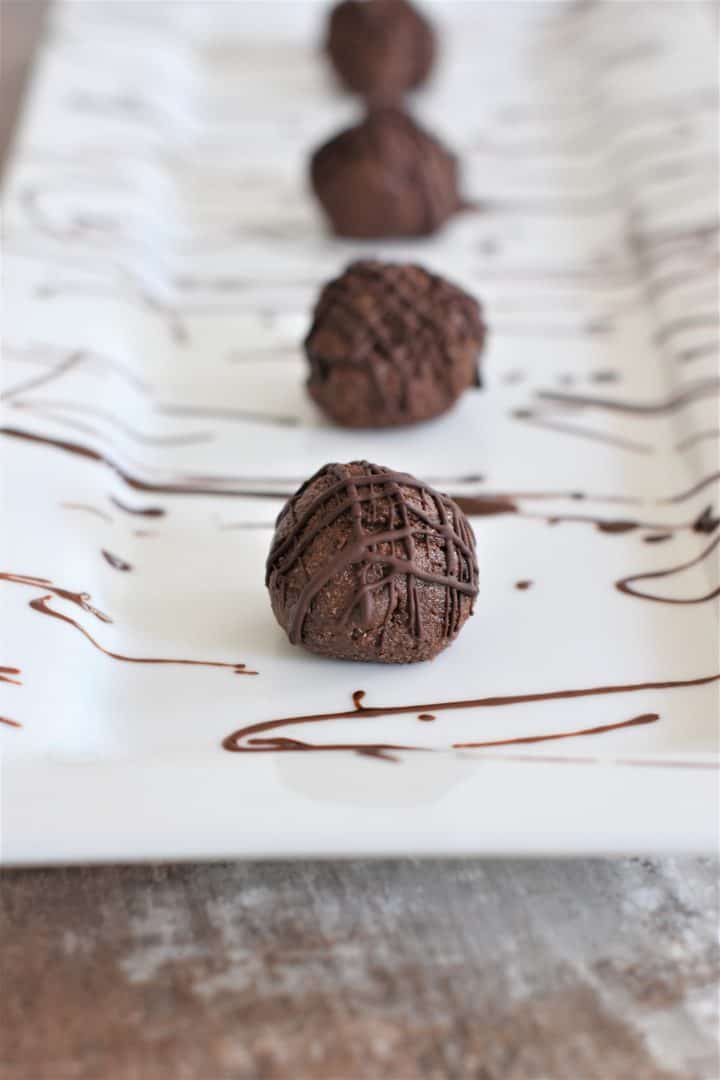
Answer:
[267,461,479,663]
[305,260,486,428]
[326,0,436,102]
[310,108,460,238]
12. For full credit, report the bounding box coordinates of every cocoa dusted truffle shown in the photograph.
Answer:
[305,260,486,428]
[326,0,436,102]
[310,108,460,238]
[267,461,478,663]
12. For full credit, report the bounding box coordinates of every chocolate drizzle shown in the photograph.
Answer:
[676,428,720,451]
[514,411,655,454]
[453,714,659,750]
[109,496,165,517]
[1,572,112,621]
[1,572,255,673]
[61,502,113,523]
[8,425,714,511]
[267,463,478,658]
[0,427,292,498]
[0,666,22,686]
[223,674,720,756]
[663,471,720,504]
[28,595,256,672]
[454,497,708,540]
[0,663,22,728]
[616,535,720,604]
[693,506,720,534]
[454,496,518,517]
[537,377,720,415]
[101,549,133,572]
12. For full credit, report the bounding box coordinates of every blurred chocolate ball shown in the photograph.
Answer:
[325,0,436,102]
[267,461,479,663]
[305,259,486,427]
[310,107,460,237]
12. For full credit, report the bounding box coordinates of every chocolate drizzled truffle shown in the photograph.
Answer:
[306,260,486,427]
[310,108,460,238]
[326,0,436,102]
[267,461,478,663]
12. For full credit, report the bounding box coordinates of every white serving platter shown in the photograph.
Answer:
[1,1,718,864]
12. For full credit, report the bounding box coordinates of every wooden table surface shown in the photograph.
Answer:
[1,5,718,1078]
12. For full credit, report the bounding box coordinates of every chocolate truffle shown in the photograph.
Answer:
[310,107,460,238]
[267,461,478,663]
[326,0,436,102]
[305,260,486,427]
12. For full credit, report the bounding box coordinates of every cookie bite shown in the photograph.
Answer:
[325,0,436,102]
[305,260,486,427]
[310,108,460,238]
[267,461,479,663]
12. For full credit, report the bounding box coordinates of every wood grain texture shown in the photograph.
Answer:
[1,859,719,1079]
[1,6,718,1079]
[0,0,49,175]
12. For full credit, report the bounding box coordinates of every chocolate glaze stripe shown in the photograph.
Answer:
[29,596,256,674]
[616,534,720,603]
[155,402,299,428]
[13,400,214,448]
[654,313,719,347]
[2,573,255,673]
[455,499,717,538]
[222,501,716,540]
[0,717,22,728]
[615,759,720,771]
[513,412,655,453]
[3,345,149,394]
[454,713,659,749]
[1,572,112,622]
[237,714,661,762]
[0,350,85,401]
[0,666,22,686]
[109,496,165,517]
[677,343,720,365]
[4,344,296,429]
[61,502,113,523]
[537,377,720,414]
[675,428,720,451]
[456,754,719,770]
[663,471,720,504]
[223,673,719,755]
[0,427,278,498]
[101,550,133,572]
[2,427,717,510]
[693,506,720,533]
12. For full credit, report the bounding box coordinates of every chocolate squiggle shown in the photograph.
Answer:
[0,572,112,622]
[0,665,22,729]
[28,596,255,673]
[223,673,720,757]
[101,550,133,572]
[1,573,255,673]
[0,666,22,686]
[616,534,720,603]
[537,376,720,415]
